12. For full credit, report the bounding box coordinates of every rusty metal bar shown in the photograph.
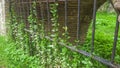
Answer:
[15,0,18,16]
[28,0,33,56]
[16,0,71,4]
[91,0,97,53]
[22,0,25,22]
[29,0,32,9]
[21,0,24,18]
[63,45,120,68]
[40,1,45,36]
[9,0,14,38]
[77,0,81,42]
[17,0,19,16]
[20,0,21,16]
[24,28,120,68]
[47,0,51,32]
[65,0,68,27]
[9,0,12,18]
[26,0,30,29]
[40,2,44,22]
[18,0,21,17]
[111,14,119,63]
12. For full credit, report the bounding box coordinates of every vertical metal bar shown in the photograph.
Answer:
[45,1,50,66]
[16,0,20,16]
[9,0,15,39]
[40,1,45,36]
[77,0,81,42]
[17,0,19,16]
[22,0,25,22]
[19,0,21,17]
[29,0,32,9]
[91,0,97,53]
[15,0,18,40]
[9,0,12,18]
[21,0,23,19]
[47,0,50,32]
[21,0,25,51]
[40,2,44,22]
[65,0,68,27]
[28,0,31,56]
[26,0,30,29]
[111,14,119,63]
[15,0,18,15]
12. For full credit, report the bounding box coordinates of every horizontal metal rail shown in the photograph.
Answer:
[14,0,77,4]
[24,29,120,68]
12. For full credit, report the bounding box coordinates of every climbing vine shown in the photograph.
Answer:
[8,1,108,68]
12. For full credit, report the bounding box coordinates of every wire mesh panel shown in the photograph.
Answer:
[9,0,120,67]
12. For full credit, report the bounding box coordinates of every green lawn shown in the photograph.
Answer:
[0,36,7,67]
[83,12,120,63]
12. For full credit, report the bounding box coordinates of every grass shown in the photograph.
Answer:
[83,12,120,64]
[0,36,8,68]
[0,36,40,68]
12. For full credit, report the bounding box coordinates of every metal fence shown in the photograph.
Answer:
[9,0,120,68]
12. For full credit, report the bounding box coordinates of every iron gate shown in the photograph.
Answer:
[9,0,120,68]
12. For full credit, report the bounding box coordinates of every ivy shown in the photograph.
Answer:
[8,1,105,68]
